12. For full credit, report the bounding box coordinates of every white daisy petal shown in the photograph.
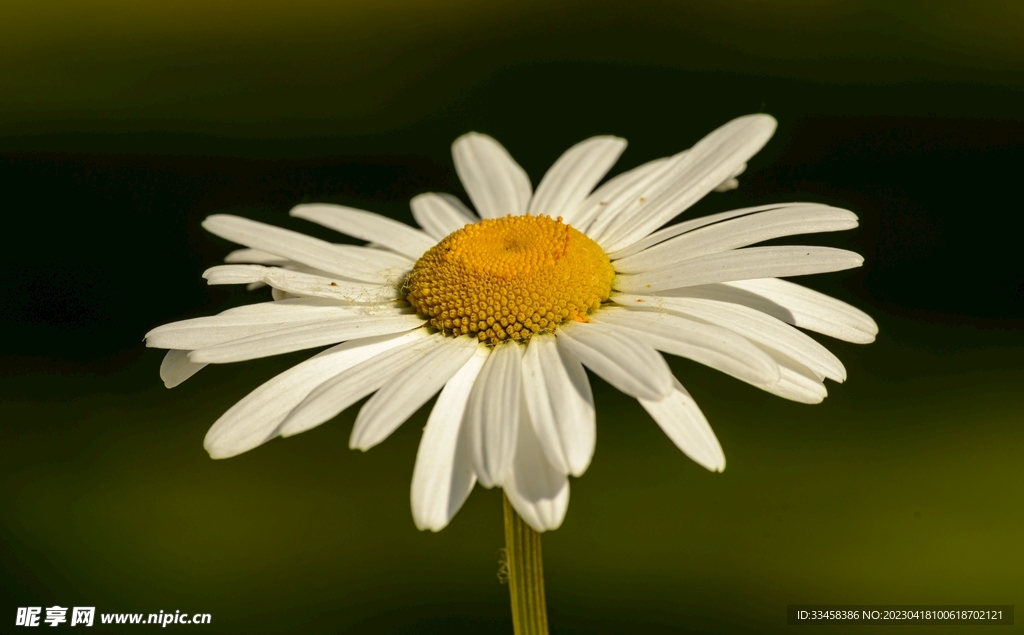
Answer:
[410,192,478,240]
[218,297,408,315]
[466,342,523,488]
[597,306,829,402]
[203,330,425,459]
[614,246,864,294]
[522,334,596,477]
[754,349,829,404]
[225,246,410,285]
[595,115,777,252]
[713,162,747,193]
[289,203,436,260]
[603,302,828,403]
[612,206,859,274]
[202,264,270,285]
[147,317,321,351]
[589,118,757,247]
[611,294,845,382]
[556,321,674,400]
[188,314,426,364]
[592,306,779,385]
[529,135,627,219]
[202,214,409,283]
[669,278,879,343]
[159,349,207,388]
[326,245,414,278]
[350,336,481,451]
[726,278,879,344]
[503,403,570,533]
[268,261,364,281]
[225,246,410,286]
[713,177,739,192]
[605,202,799,260]
[224,248,288,265]
[639,378,725,472]
[276,330,440,437]
[452,132,533,219]
[145,303,410,350]
[411,345,490,532]
[579,156,674,237]
[203,264,401,303]
[219,257,333,283]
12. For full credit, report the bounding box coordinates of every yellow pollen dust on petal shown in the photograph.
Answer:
[405,214,615,344]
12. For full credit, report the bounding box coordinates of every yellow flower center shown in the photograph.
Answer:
[406,215,615,344]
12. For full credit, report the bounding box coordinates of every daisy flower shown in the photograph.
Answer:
[147,114,877,533]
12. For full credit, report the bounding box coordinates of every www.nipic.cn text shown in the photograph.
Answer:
[15,607,212,628]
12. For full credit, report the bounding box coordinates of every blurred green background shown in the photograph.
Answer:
[2,0,1023,633]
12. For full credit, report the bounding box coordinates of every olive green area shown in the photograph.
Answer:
[2,1,1024,633]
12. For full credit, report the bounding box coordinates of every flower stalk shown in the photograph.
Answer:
[503,493,550,635]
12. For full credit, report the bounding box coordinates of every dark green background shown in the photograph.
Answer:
[2,1,1022,633]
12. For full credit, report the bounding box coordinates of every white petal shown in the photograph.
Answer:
[638,379,725,472]
[612,206,859,273]
[579,156,673,236]
[202,214,408,283]
[592,306,778,384]
[218,297,407,316]
[582,138,716,245]
[226,246,408,284]
[276,330,440,437]
[410,192,478,240]
[257,260,348,281]
[411,346,489,532]
[754,348,829,404]
[350,336,481,450]
[614,246,864,293]
[224,248,288,265]
[555,321,673,400]
[202,330,424,459]
[603,300,829,403]
[606,203,791,260]
[727,279,879,344]
[611,294,845,382]
[595,115,777,252]
[713,178,739,192]
[529,136,627,219]
[596,305,830,403]
[452,132,532,219]
[203,264,401,303]
[503,404,570,533]
[159,349,206,388]
[326,244,414,279]
[146,303,409,350]
[673,278,878,343]
[148,318,322,351]
[712,162,746,192]
[466,342,523,488]
[521,334,595,476]
[188,314,426,364]
[203,264,269,285]
[271,288,296,301]
[289,203,436,260]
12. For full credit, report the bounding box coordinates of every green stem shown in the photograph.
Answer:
[503,493,550,635]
